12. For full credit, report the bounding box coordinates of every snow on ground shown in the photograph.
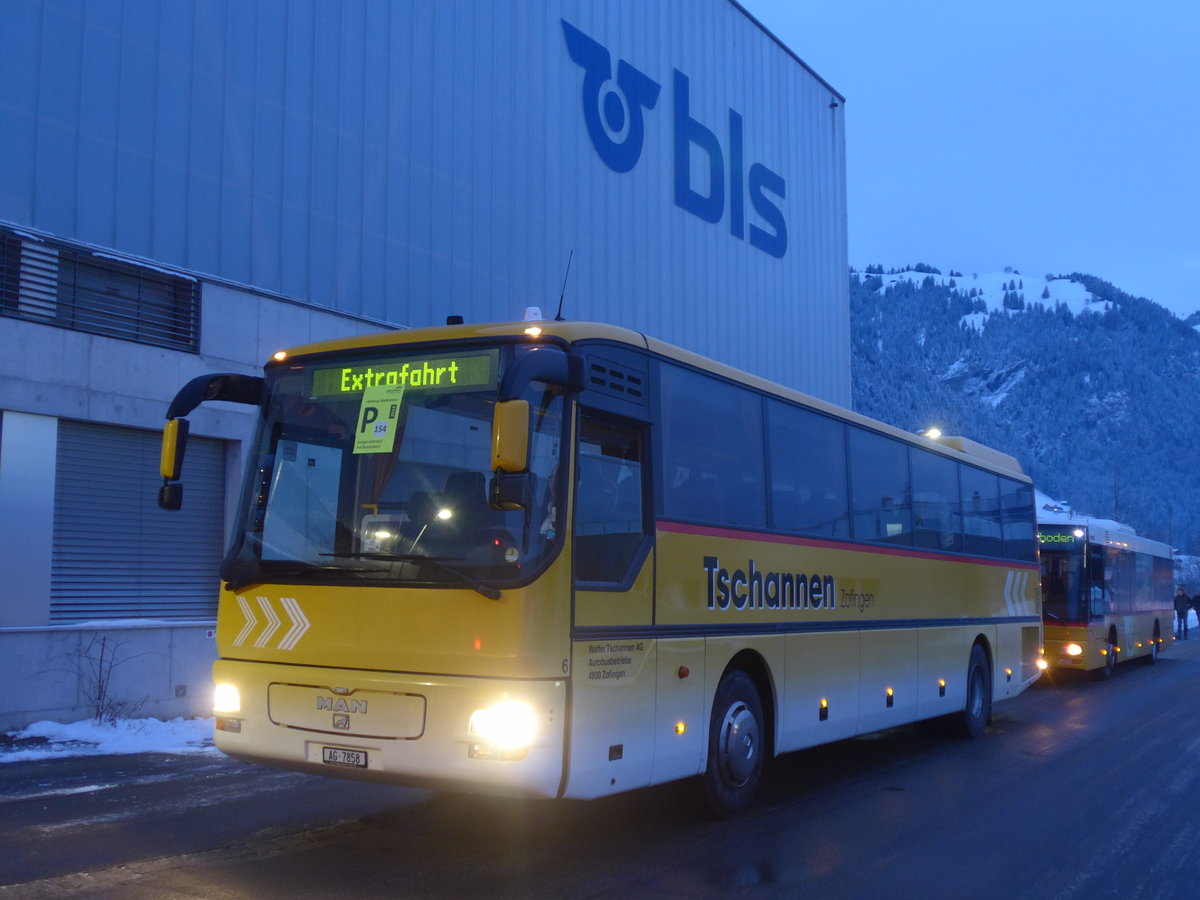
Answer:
[0,716,218,763]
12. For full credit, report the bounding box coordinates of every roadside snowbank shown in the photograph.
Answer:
[0,716,218,763]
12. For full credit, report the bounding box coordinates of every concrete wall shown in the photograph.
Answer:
[0,624,217,731]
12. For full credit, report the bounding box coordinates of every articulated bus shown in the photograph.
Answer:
[159,318,1043,813]
[1039,518,1173,678]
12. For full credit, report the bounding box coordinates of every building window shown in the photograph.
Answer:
[0,225,199,352]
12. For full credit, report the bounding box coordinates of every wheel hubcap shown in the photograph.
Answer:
[717,701,760,786]
[967,670,981,716]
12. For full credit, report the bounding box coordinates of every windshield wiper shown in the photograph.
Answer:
[224,561,389,593]
[328,552,502,601]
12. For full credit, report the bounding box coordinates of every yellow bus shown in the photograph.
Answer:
[1038,518,1173,678]
[159,318,1043,814]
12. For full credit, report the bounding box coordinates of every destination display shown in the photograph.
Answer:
[309,350,498,398]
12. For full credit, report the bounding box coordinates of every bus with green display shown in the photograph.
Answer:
[159,317,1044,814]
[1039,518,1173,678]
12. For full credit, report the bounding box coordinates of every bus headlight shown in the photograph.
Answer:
[468,700,536,760]
[213,682,241,713]
[1064,643,1083,657]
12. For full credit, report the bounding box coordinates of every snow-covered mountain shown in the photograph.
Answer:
[850,264,1200,553]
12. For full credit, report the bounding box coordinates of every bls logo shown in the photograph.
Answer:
[562,20,787,259]
[561,20,661,174]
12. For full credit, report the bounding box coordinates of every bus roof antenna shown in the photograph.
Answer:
[554,250,573,321]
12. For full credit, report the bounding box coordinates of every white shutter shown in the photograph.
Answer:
[51,421,226,622]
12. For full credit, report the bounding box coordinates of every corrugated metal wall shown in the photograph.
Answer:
[0,0,849,404]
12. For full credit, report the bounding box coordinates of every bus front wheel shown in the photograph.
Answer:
[703,670,765,816]
[1147,622,1161,665]
[1093,629,1119,680]
[959,643,992,739]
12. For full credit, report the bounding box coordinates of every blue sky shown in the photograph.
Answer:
[739,0,1200,317]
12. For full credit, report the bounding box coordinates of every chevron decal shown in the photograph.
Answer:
[278,597,311,650]
[232,594,310,651]
[1004,570,1035,617]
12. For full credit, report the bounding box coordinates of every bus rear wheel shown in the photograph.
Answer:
[958,643,992,739]
[703,670,765,817]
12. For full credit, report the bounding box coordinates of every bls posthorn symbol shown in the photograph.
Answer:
[562,19,661,174]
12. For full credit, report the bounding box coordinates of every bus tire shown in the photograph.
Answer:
[958,643,992,739]
[703,670,765,817]
[1093,629,1118,680]
[1146,622,1161,665]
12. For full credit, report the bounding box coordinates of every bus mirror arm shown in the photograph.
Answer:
[498,347,583,400]
[158,373,264,511]
[166,373,265,419]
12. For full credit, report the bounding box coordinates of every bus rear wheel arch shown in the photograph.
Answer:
[703,669,767,817]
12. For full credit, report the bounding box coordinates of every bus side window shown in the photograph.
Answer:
[661,365,765,527]
[848,427,913,546]
[767,400,850,538]
[574,412,647,584]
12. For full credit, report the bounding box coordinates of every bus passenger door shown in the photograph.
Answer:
[567,410,659,797]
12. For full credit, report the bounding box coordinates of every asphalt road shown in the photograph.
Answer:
[4,637,1200,899]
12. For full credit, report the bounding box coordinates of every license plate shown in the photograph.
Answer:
[322,746,368,768]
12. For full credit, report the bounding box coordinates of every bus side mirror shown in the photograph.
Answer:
[161,418,189,480]
[158,482,184,511]
[489,471,531,511]
[492,400,529,473]
[490,400,531,511]
[158,418,189,510]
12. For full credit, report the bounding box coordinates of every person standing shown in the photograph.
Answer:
[1174,587,1190,640]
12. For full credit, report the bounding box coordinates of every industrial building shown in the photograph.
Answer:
[0,0,847,730]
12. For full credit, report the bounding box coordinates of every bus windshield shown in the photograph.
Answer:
[1040,548,1085,623]
[222,345,566,593]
